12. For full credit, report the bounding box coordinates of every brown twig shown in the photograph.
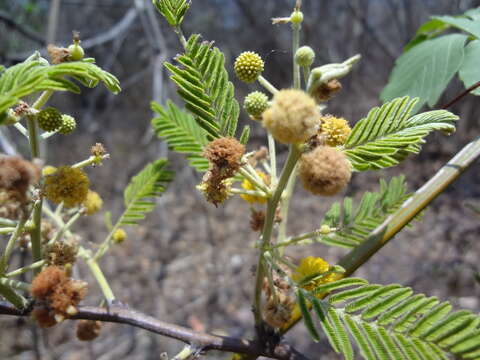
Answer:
[441,81,480,109]
[0,301,310,360]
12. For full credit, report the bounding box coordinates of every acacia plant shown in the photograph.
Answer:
[0,1,480,359]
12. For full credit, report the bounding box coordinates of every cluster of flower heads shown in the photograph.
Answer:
[233,50,354,198]
[200,137,245,205]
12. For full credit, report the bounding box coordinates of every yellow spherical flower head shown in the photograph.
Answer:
[320,115,351,147]
[262,89,320,144]
[44,166,89,208]
[292,256,336,292]
[234,51,264,83]
[112,228,127,244]
[240,171,269,204]
[83,190,103,215]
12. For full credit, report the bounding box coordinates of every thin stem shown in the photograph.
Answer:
[252,145,301,326]
[272,228,326,249]
[86,259,115,302]
[30,200,43,274]
[277,165,297,244]
[0,218,27,273]
[230,188,269,198]
[0,281,29,309]
[0,227,16,234]
[174,26,187,50]
[0,218,17,227]
[6,260,46,277]
[71,154,109,169]
[258,76,279,95]
[301,66,310,87]
[41,130,58,140]
[26,117,40,158]
[13,122,29,137]
[172,345,195,360]
[268,133,277,184]
[239,168,271,195]
[48,211,82,246]
[441,80,480,109]
[32,90,54,110]
[292,23,301,89]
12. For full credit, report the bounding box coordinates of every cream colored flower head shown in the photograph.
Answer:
[262,89,320,144]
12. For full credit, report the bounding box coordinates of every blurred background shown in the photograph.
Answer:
[1,0,480,359]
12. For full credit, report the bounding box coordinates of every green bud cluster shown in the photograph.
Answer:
[37,107,63,131]
[244,91,269,118]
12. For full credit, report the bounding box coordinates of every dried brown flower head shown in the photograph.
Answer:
[0,156,40,199]
[45,240,78,266]
[203,137,245,176]
[76,320,102,341]
[298,146,352,196]
[47,44,70,64]
[31,266,87,321]
[313,79,342,102]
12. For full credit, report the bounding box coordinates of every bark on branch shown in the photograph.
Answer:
[0,301,310,360]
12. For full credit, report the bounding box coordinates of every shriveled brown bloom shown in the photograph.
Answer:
[250,209,265,232]
[263,293,294,328]
[31,266,87,321]
[32,307,57,328]
[0,156,40,199]
[203,137,245,176]
[45,240,78,266]
[298,146,352,196]
[313,79,342,102]
[47,44,70,64]
[76,320,102,341]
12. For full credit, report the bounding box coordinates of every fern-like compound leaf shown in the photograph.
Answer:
[152,0,190,26]
[318,176,411,248]
[0,56,120,115]
[298,279,480,360]
[151,100,209,172]
[119,159,173,226]
[165,34,244,140]
[343,96,458,171]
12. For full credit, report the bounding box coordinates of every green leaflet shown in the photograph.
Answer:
[380,34,467,111]
[459,40,480,96]
[343,97,458,171]
[318,176,411,248]
[165,34,248,141]
[151,100,209,172]
[298,278,480,360]
[0,56,120,115]
[118,159,173,226]
[152,0,190,26]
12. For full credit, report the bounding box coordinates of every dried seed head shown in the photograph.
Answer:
[313,79,342,102]
[298,146,351,196]
[47,44,70,64]
[203,137,245,174]
[262,89,320,144]
[0,156,40,199]
[45,240,78,266]
[76,320,102,341]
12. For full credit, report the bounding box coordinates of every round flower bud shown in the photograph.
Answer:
[244,91,269,118]
[290,10,304,25]
[43,166,90,207]
[58,115,76,135]
[68,43,85,61]
[298,146,351,196]
[76,320,102,341]
[37,107,63,132]
[112,228,127,244]
[262,89,320,144]
[320,115,351,147]
[42,166,57,177]
[83,190,103,215]
[295,46,315,67]
[234,51,264,83]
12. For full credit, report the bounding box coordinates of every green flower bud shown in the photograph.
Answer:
[244,91,269,118]
[37,107,63,132]
[290,10,304,25]
[295,46,315,67]
[234,51,264,83]
[58,115,77,135]
[68,43,84,61]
